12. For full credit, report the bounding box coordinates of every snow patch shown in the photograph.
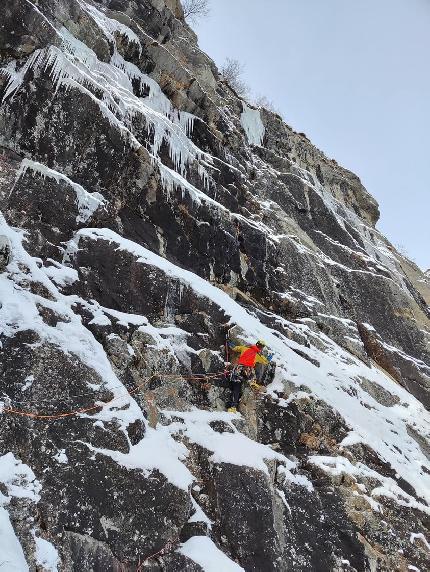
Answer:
[33,532,59,572]
[409,532,430,550]
[0,215,143,431]
[43,262,79,287]
[165,409,286,475]
[17,159,105,224]
[0,453,41,503]
[0,453,42,572]
[82,425,194,491]
[54,450,68,464]
[0,508,29,571]
[179,536,244,572]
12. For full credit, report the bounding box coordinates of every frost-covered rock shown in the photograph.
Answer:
[0,235,11,271]
[0,0,429,570]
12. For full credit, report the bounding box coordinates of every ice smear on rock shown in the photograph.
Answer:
[81,2,142,53]
[54,20,211,180]
[241,102,265,146]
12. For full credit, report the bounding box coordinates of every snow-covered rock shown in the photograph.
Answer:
[0,1,429,570]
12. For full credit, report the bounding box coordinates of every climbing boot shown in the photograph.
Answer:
[250,381,264,392]
[227,407,237,413]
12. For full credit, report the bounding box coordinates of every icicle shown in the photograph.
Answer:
[1,51,44,102]
[241,102,265,146]
[80,2,142,56]
[1,16,215,204]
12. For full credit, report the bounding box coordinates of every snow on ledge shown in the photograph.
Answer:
[33,532,59,572]
[0,453,43,572]
[164,409,289,476]
[17,159,106,224]
[70,228,430,507]
[0,452,41,503]
[179,536,244,572]
[309,455,430,515]
[0,508,29,571]
[241,102,265,146]
[81,425,194,491]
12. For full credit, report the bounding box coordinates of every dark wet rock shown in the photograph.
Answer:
[357,377,400,407]
[277,480,368,572]
[257,396,349,457]
[179,522,209,543]
[358,322,430,408]
[211,463,284,572]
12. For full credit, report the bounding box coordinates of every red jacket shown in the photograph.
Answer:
[236,345,266,367]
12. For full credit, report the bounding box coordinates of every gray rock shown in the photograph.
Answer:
[0,235,11,271]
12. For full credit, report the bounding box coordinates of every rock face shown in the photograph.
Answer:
[0,1,429,571]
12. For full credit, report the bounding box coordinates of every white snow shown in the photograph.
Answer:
[0,454,43,572]
[179,536,244,572]
[410,532,430,550]
[0,214,143,431]
[33,532,59,572]
[16,159,106,224]
[241,102,265,146]
[43,262,79,287]
[310,456,430,515]
[189,497,212,528]
[82,402,309,492]
[54,450,68,464]
[74,298,192,363]
[278,465,314,492]
[276,488,292,515]
[0,0,429,543]
[164,409,287,475]
[70,227,430,509]
[21,375,34,392]
[0,508,29,571]
[82,425,194,491]
[0,453,41,503]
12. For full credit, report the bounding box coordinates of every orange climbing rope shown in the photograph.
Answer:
[1,372,222,422]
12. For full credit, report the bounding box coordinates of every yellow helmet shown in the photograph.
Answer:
[256,339,267,347]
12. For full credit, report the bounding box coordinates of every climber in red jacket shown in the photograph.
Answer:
[227,340,269,413]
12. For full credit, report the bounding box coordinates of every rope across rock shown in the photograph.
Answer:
[0,372,223,421]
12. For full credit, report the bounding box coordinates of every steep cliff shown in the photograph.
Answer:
[0,1,429,571]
